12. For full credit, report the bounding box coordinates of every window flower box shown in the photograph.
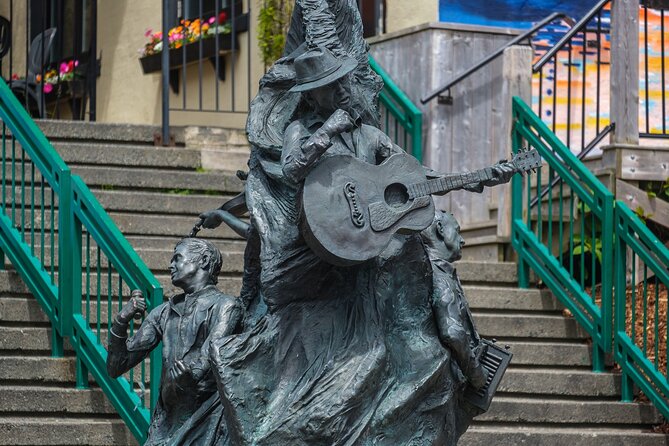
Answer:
[139,10,248,76]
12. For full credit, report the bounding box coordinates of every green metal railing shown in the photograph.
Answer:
[0,78,161,444]
[512,95,669,419]
[614,203,669,415]
[511,96,614,372]
[369,56,423,163]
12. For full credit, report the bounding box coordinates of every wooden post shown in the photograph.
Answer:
[497,45,533,240]
[610,0,639,145]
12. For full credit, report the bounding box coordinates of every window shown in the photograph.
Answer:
[179,0,229,21]
[358,0,385,37]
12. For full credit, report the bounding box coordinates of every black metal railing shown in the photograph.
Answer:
[640,0,669,138]
[0,0,98,121]
[159,0,254,143]
[421,12,575,105]
[532,0,611,152]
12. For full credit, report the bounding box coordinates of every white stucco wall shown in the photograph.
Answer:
[385,0,438,34]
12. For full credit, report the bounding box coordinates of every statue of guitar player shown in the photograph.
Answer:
[194,1,524,444]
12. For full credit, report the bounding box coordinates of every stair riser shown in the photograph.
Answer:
[54,143,202,169]
[0,388,117,414]
[460,430,669,446]
[475,314,589,339]
[480,399,663,425]
[0,420,137,446]
[0,165,243,193]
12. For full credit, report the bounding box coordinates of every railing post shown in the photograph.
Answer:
[89,0,98,122]
[70,212,87,389]
[610,0,640,145]
[150,287,164,412]
[511,105,530,288]
[410,113,423,164]
[161,0,170,146]
[57,170,74,339]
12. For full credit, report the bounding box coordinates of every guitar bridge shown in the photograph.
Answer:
[344,182,365,228]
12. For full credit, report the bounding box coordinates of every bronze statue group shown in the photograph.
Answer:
[106,1,516,444]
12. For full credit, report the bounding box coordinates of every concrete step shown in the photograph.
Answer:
[451,261,518,285]
[70,166,243,193]
[0,163,243,193]
[460,219,499,240]
[53,142,201,170]
[37,119,186,145]
[480,396,663,425]
[0,356,76,383]
[461,235,505,262]
[0,278,239,326]
[464,286,560,311]
[125,235,247,251]
[0,417,136,446]
[0,356,616,398]
[0,386,117,414]
[10,209,242,239]
[499,368,620,397]
[0,266,243,299]
[92,190,231,215]
[109,211,241,239]
[23,245,245,274]
[0,325,591,370]
[474,313,589,339]
[495,340,594,367]
[460,425,669,446]
[3,186,232,216]
[0,326,70,353]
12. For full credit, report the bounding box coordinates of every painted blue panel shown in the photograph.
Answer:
[439,0,601,28]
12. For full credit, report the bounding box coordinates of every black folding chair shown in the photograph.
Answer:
[9,28,57,118]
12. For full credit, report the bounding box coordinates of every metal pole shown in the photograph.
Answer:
[161,0,170,145]
[89,0,97,121]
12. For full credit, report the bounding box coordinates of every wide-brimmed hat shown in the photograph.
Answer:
[289,46,358,93]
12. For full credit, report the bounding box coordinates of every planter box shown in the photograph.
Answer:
[139,13,249,75]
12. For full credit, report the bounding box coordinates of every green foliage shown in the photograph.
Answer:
[634,205,653,223]
[643,178,669,202]
[258,0,294,66]
[572,235,603,264]
[167,188,194,195]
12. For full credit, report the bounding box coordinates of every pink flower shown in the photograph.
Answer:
[43,83,53,94]
[208,16,216,24]
[74,60,79,67]
[59,62,68,74]
[145,28,153,37]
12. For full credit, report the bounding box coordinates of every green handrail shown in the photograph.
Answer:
[614,202,669,417]
[0,78,161,444]
[511,96,614,372]
[512,95,669,419]
[369,55,423,163]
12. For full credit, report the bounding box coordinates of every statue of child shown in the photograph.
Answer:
[420,211,488,389]
[107,237,242,446]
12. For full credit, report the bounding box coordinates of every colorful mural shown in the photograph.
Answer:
[438,0,600,29]
[439,1,669,150]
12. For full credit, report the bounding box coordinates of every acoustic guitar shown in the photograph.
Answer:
[302,149,541,266]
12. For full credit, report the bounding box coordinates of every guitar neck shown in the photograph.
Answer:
[408,167,494,199]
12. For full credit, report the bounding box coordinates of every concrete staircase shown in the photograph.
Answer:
[0,121,667,445]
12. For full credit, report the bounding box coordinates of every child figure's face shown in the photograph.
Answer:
[436,212,465,262]
[170,243,203,289]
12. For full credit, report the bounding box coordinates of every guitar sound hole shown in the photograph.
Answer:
[384,183,409,208]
